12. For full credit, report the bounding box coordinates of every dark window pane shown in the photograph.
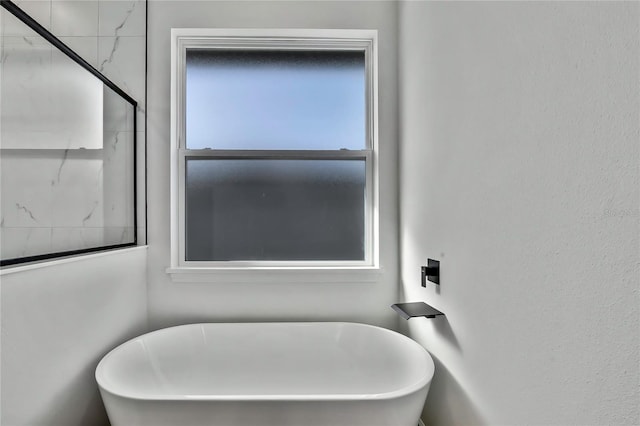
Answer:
[185,159,365,261]
[185,49,366,150]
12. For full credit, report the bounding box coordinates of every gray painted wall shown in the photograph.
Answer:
[398,2,639,424]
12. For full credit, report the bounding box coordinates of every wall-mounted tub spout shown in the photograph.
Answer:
[391,302,444,319]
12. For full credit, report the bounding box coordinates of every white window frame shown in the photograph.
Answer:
[168,28,379,278]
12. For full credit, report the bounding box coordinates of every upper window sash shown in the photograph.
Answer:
[172,29,377,152]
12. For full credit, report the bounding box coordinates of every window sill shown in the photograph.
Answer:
[165,266,384,283]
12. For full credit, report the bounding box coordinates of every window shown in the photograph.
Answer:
[170,29,378,270]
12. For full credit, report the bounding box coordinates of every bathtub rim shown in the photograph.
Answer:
[95,321,434,402]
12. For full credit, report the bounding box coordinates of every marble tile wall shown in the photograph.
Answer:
[0,0,146,261]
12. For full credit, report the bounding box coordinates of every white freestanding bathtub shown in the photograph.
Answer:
[96,322,434,426]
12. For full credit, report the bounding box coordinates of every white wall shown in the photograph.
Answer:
[1,247,148,426]
[398,2,639,425]
[146,1,399,329]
